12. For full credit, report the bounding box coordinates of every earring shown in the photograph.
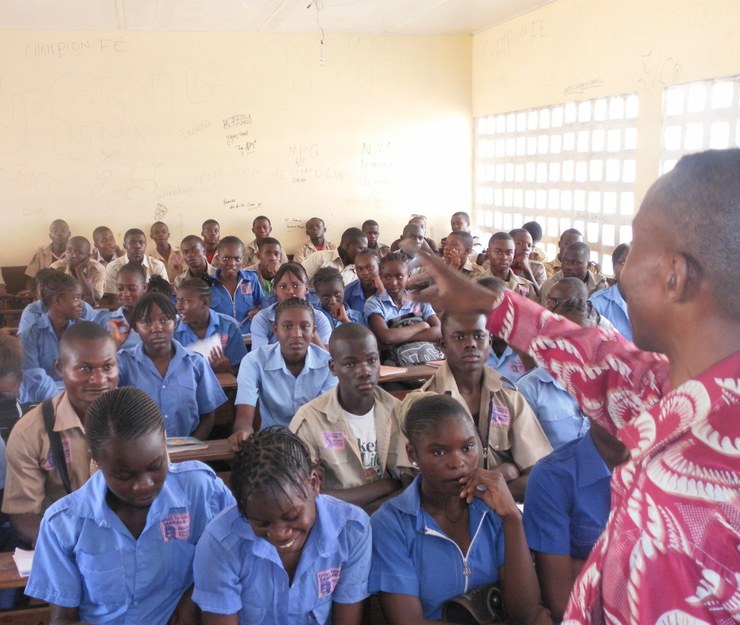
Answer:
[411,461,418,468]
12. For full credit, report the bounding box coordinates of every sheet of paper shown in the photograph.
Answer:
[13,548,34,577]
[185,334,221,360]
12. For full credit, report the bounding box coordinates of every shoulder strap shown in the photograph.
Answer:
[41,399,72,495]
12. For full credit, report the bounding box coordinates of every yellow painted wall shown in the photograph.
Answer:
[473,0,740,206]
[0,31,472,266]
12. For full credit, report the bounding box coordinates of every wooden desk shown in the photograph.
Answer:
[216,372,237,391]
[0,553,25,590]
[378,364,436,385]
[169,438,234,463]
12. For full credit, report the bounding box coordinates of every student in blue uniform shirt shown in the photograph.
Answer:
[369,393,543,624]
[523,420,628,622]
[343,248,382,315]
[117,292,227,439]
[17,269,100,336]
[208,236,264,334]
[589,242,632,341]
[312,266,365,330]
[175,279,247,374]
[193,427,371,625]
[21,272,106,387]
[230,298,337,450]
[250,263,332,349]
[104,262,148,352]
[26,387,235,625]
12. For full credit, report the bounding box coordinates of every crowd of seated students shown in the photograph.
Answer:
[0,206,639,625]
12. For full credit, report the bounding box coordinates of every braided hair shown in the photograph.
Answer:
[274,297,315,325]
[551,297,601,328]
[40,272,80,308]
[379,250,409,272]
[177,278,212,303]
[86,387,165,460]
[231,427,314,519]
[130,291,177,326]
[401,392,474,444]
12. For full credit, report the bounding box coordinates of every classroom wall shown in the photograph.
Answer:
[473,0,740,211]
[0,31,472,266]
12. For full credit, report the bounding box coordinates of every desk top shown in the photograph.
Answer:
[378,363,437,384]
[170,438,234,463]
[0,552,26,590]
[216,372,237,390]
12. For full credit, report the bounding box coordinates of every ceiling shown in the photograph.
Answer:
[0,0,554,35]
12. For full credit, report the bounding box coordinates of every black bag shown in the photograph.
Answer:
[442,583,506,625]
[384,314,445,366]
[41,399,72,495]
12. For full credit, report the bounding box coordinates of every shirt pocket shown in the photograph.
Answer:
[166,541,197,592]
[77,549,127,607]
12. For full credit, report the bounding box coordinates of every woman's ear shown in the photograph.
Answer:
[406,442,417,467]
[309,468,321,495]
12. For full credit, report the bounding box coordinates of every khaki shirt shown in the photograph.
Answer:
[174,262,216,289]
[293,239,337,265]
[150,246,185,282]
[529,246,548,263]
[25,244,65,279]
[301,250,358,286]
[479,268,538,301]
[50,257,106,301]
[2,392,94,516]
[289,386,411,489]
[419,362,551,471]
[460,259,486,281]
[104,254,169,293]
[540,270,609,305]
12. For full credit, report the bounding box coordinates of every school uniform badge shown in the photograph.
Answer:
[161,509,191,541]
[317,568,341,598]
[489,405,510,427]
[322,431,345,450]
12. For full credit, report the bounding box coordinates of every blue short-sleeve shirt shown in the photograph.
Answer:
[315,305,366,331]
[589,284,633,341]
[18,300,97,336]
[26,461,235,625]
[103,307,142,352]
[209,269,264,334]
[249,302,333,350]
[175,309,247,368]
[485,345,528,382]
[117,341,227,436]
[19,368,59,404]
[363,291,435,324]
[369,476,505,620]
[523,430,611,560]
[516,367,589,449]
[192,495,371,625]
[235,343,337,428]
[343,280,370,315]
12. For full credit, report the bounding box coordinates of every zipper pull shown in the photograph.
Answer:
[463,563,471,576]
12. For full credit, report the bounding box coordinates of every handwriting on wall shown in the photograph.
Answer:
[223,113,256,155]
[154,203,168,220]
[485,19,547,62]
[223,198,262,211]
[564,77,604,96]
[637,52,682,93]
[25,38,126,60]
[285,217,305,230]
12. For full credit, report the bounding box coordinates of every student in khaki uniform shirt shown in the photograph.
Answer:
[2,322,119,547]
[174,235,215,289]
[24,219,71,284]
[293,217,336,264]
[417,311,551,501]
[540,241,608,305]
[50,236,106,305]
[149,221,185,282]
[442,231,485,281]
[290,323,412,512]
[479,232,539,301]
[542,228,583,278]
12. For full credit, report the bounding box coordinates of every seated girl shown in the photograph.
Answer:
[312,266,365,330]
[107,262,148,352]
[118,292,227,439]
[364,251,442,365]
[26,387,235,625]
[370,393,544,625]
[175,278,247,374]
[193,427,371,625]
[208,236,264,334]
[250,263,332,349]
[230,298,337,449]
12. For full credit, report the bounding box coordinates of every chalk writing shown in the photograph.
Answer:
[285,218,304,230]
[637,52,682,93]
[223,198,262,211]
[361,142,399,170]
[487,19,546,61]
[154,203,168,220]
[223,114,256,155]
[223,114,252,129]
[181,119,211,140]
[10,164,60,194]
[24,38,125,59]
[564,77,604,96]
[289,144,319,166]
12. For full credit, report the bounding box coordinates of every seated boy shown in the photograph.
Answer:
[543,228,583,278]
[510,227,546,287]
[244,215,285,267]
[290,324,411,511]
[201,219,220,265]
[313,267,365,329]
[248,237,283,297]
[522,220,548,264]
[480,232,538,301]
[103,228,169,296]
[2,322,119,546]
[24,220,71,289]
[343,248,382,315]
[442,231,485,280]
[149,221,185,282]
[294,217,336,264]
[441,211,484,258]
[301,227,368,286]
[91,226,124,266]
[417,311,552,501]
[362,219,390,257]
[523,419,628,622]
[540,241,608,305]
[390,219,439,255]
[50,236,106,305]
[174,235,215,288]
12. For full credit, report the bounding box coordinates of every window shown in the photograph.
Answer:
[661,75,740,174]
[474,93,639,275]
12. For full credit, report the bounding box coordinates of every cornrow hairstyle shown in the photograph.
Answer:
[401,392,474,444]
[312,266,343,289]
[33,268,58,294]
[41,272,80,308]
[379,250,409,271]
[117,261,148,284]
[274,297,315,325]
[552,297,601,328]
[231,426,313,519]
[130,291,177,326]
[147,275,173,298]
[447,230,474,250]
[177,278,212,302]
[273,262,308,286]
[86,387,165,460]
[218,235,245,251]
[256,237,281,252]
